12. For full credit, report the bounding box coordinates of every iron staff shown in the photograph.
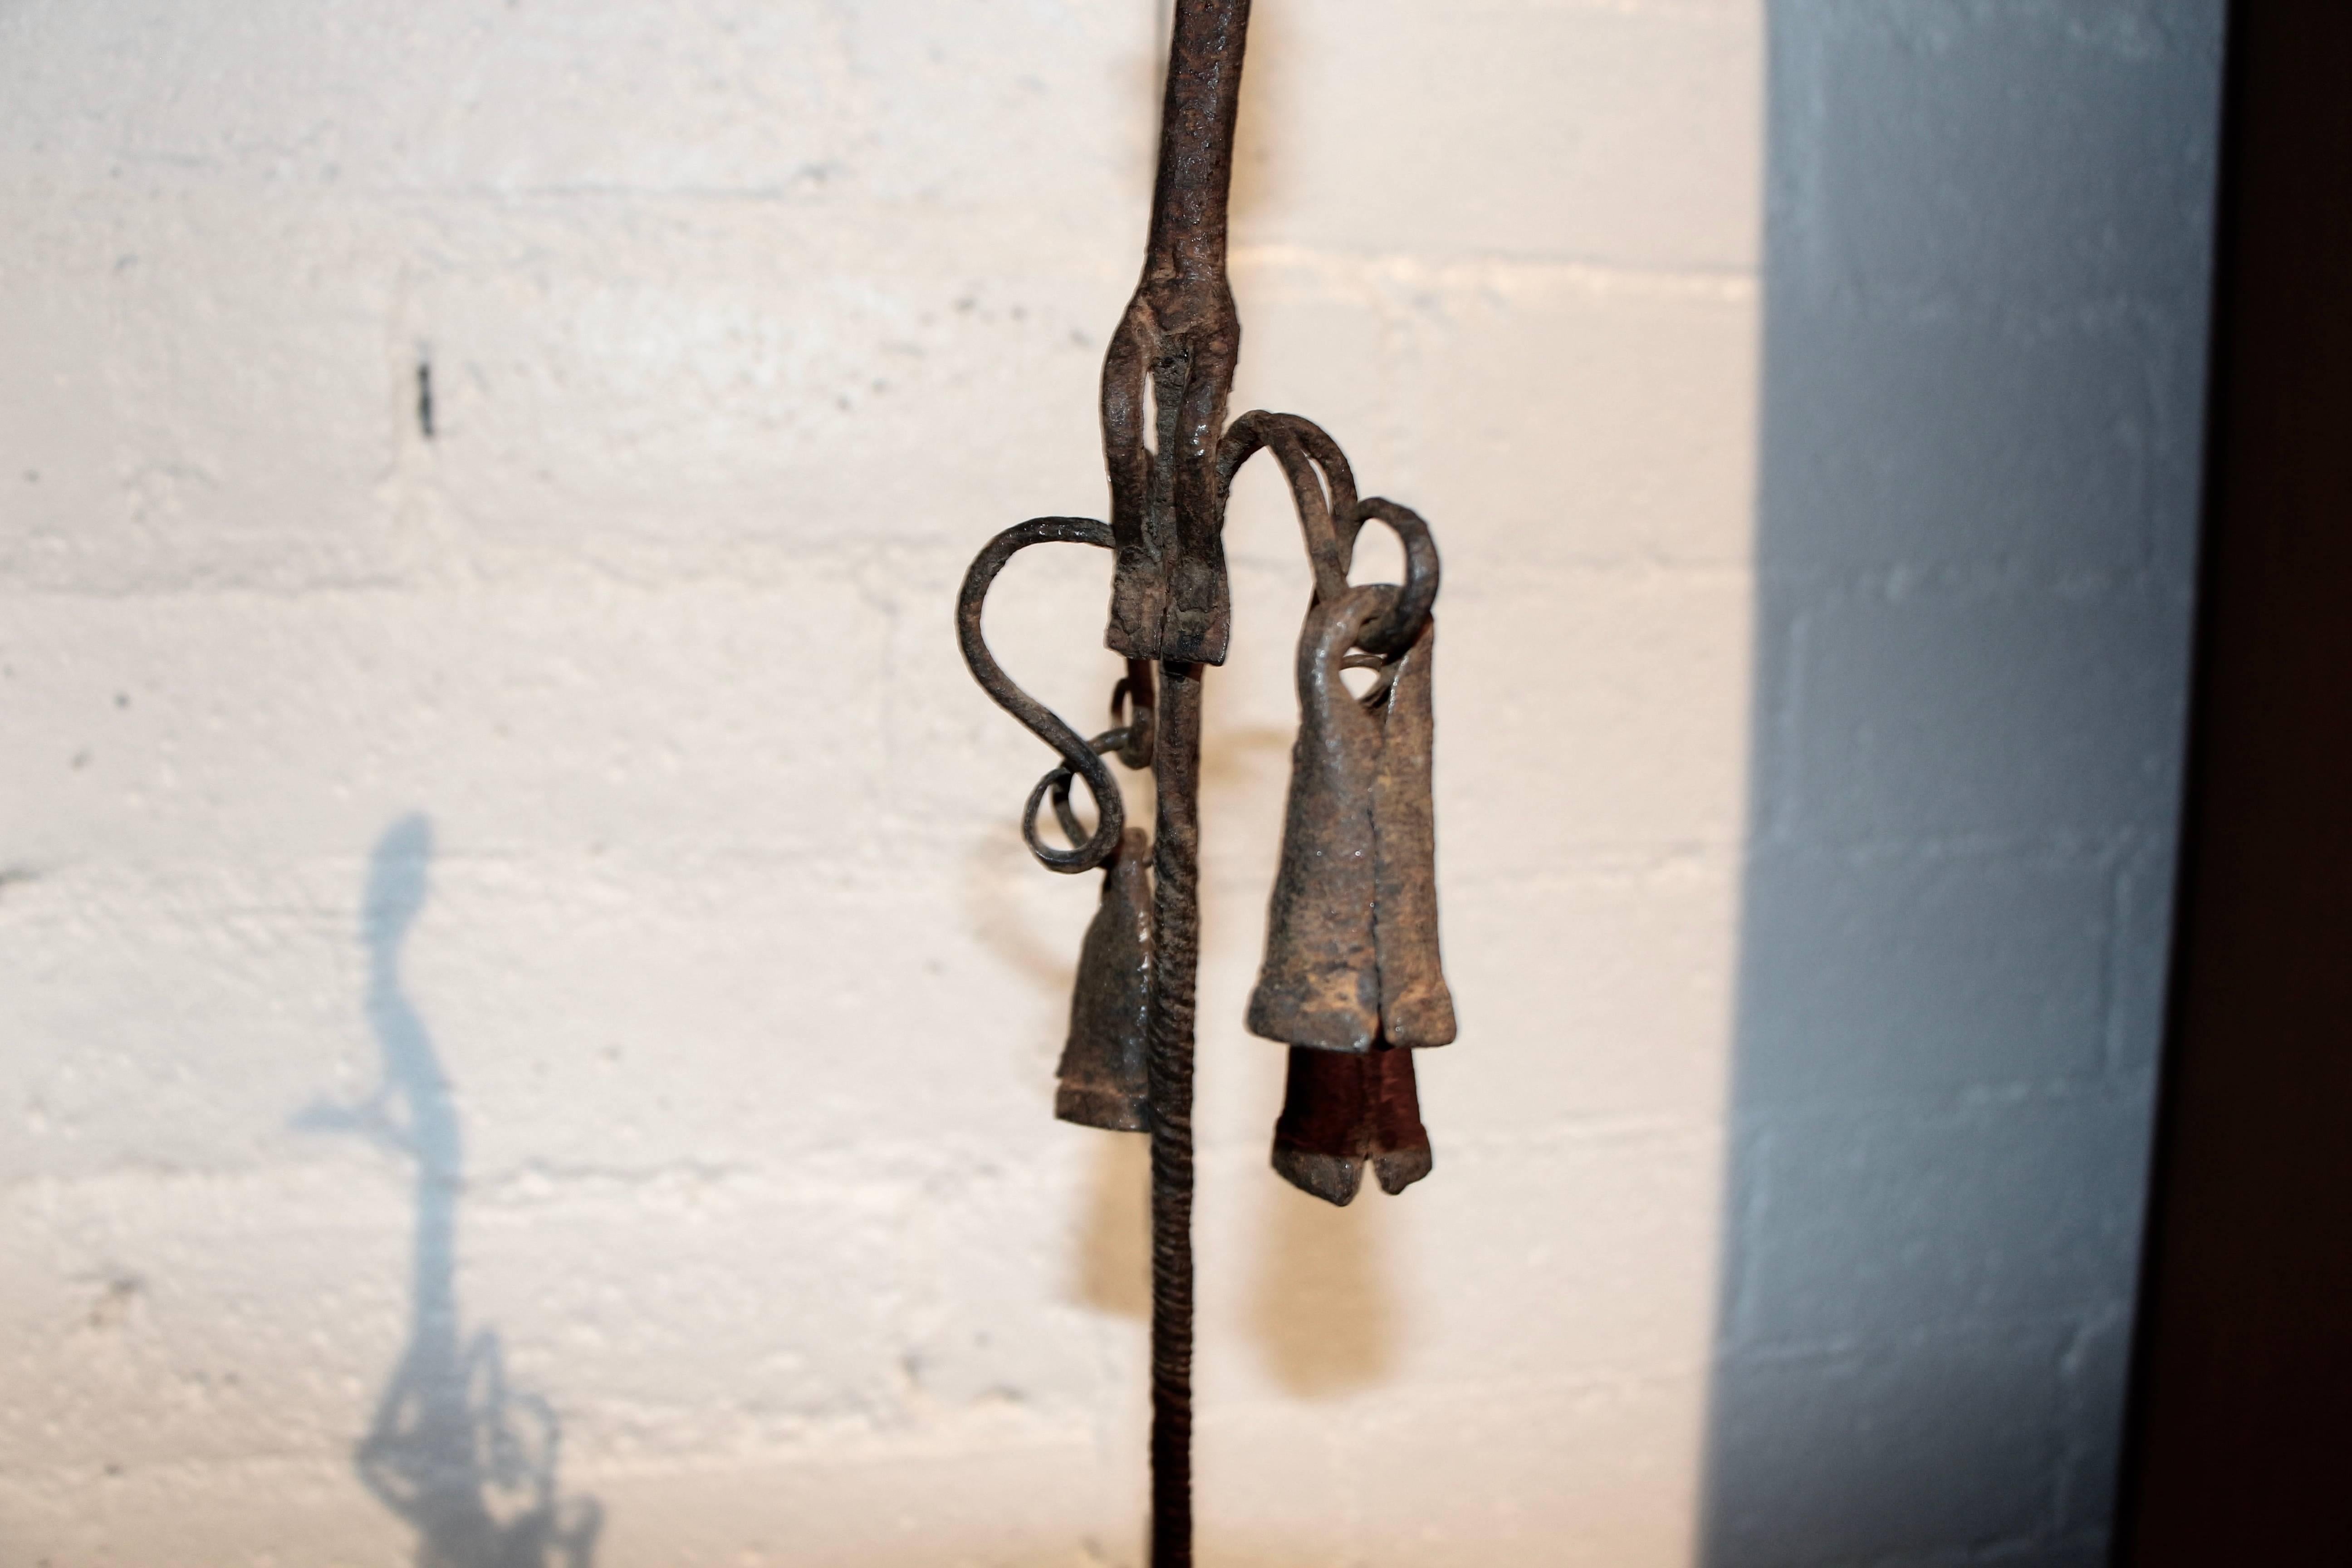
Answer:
[955,3,1453,1559]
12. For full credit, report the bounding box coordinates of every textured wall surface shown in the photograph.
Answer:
[0,2,2214,1566]
[1702,6,2222,1567]
[0,3,1764,1563]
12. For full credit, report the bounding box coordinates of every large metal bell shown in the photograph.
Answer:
[1246,587,1455,1054]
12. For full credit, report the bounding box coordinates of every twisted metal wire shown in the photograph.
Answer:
[954,517,1125,875]
[1147,663,1203,1568]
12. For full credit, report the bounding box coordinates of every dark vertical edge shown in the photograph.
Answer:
[2114,1,2352,1560]
[2107,6,2247,1553]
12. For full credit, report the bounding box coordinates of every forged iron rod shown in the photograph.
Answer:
[954,3,1450,1561]
[1103,0,1250,668]
[1147,662,1204,1565]
[1132,6,1245,1558]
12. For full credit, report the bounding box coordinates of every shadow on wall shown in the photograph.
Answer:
[1036,719,1404,1398]
[295,815,603,1568]
[1700,5,2217,1566]
[1250,1183,1398,1397]
[1068,1132,1402,1398]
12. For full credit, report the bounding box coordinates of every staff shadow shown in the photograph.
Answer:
[294,814,603,1568]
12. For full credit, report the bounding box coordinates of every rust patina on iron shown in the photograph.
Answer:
[1055,825,1156,1132]
[952,2,1453,1558]
[1273,1041,1434,1206]
[1102,0,1249,666]
[1246,581,1456,1058]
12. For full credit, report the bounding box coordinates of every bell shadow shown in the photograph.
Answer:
[1200,714,1407,1395]
[1197,720,1298,938]
[962,830,1085,998]
[294,814,602,1568]
[1250,1179,1400,1397]
[1196,722,1294,794]
[1073,1133,1153,1319]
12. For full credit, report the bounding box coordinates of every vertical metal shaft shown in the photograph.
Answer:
[1103,0,1251,666]
[961,0,1447,1551]
[1143,0,1250,284]
[1133,9,1245,1559]
[962,4,1447,1555]
[1147,661,1204,1566]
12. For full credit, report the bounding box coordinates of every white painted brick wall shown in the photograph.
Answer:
[0,2,2215,1566]
[1702,6,2221,1567]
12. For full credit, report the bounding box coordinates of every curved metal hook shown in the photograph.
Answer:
[1220,412,1438,657]
[1220,411,1360,604]
[956,517,1126,873]
[1036,722,1149,853]
[1348,497,1440,657]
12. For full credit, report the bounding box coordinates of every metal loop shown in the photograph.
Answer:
[1111,659,1157,769]
[1220,411,1362,605]
[1220,414,1433,652]
[1030,723,1144,855]
[1340,651,1401,708]
[1322,583,1405,662]
[956,516,1126,873]
[1347,496,1440,657]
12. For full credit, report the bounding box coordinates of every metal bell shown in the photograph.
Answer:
[1245,586,1456,1054]
[1055,827,1156,1131]
[1270,1042,1433,1205]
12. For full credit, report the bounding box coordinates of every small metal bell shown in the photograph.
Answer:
[1246,586,1456,1054]
[1055,826,1156,1131]
[1270,1042,1433,1205]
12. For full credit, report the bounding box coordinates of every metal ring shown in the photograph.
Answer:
[1220,410,1361,606]
[1028,725,1138,857]
[955,517,1125,873]
[1220,413,1433,653]
[1111,661,1157,769]
[1340,651,1401,708]
[1347,496,1439,657]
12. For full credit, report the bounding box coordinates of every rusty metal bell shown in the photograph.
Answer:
[1245,587,1456,1055]
[1054,826,1156,1132]
[1270,1043,1433,1205]
[1250,585,1454,1204]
